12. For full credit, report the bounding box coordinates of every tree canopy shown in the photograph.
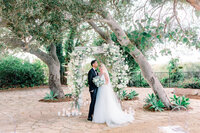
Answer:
[0,0,199,106]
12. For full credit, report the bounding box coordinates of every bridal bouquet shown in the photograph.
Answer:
[93,76,105,87]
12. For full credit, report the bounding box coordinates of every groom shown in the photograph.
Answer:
[87,60,98,121]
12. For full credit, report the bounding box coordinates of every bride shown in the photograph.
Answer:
[92,64,134,127]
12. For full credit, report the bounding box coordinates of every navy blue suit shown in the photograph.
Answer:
[88,68,98,119]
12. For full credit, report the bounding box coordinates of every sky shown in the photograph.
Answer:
[148,43,200,65]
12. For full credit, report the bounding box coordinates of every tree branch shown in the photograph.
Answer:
[98,10,132,46]
[186,0,200,10]
[88,21,113,44]
[29,48,52,65]
[0,37,26,48]
[157,0,167,27]
[0,37,52,65]
[173,0,183,31]
[98,9,172,108]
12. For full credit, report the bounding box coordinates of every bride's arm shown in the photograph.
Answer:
[104,73,109,85]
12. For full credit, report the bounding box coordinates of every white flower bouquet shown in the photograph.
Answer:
[93,76,105,87]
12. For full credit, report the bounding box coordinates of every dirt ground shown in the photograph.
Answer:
[0,86,200,133]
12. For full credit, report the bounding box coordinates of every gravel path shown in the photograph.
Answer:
[0,87,200,133]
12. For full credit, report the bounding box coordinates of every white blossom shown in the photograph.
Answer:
[67,43,129,108]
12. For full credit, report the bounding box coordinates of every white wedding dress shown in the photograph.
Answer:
[92,74,134,127]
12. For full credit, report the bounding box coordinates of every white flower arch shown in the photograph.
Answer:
[67,43,129,108]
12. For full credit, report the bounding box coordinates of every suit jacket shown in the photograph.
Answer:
[88,68,98,92]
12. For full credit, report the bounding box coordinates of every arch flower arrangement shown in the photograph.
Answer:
[67,43,129,109]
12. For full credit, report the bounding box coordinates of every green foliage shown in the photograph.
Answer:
[183,82,200,89]
[121,90,128,100]
[128,72,149,87]
[111,32,140,69]
[158,58,184,87]
[150,0,166,5]
[56,42,65,84]
[44,91,58,100]
[65,93,72,98]
[121,90,139,100]
[127,90,139,100]
[110,15,169,87]
[170,95,190,108]
[111,33,141,87]
[1,0,66,45]
[64,26,79,86]
[181,77,200,89]
[160,77,169,87]
[93,38,106,46]
[168,58,184,83]
[0,56,46,89]
[144,93,165,112]
[64,26,77,64]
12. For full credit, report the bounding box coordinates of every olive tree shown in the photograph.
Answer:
[0,0,71,98]
[63,0,200,108]
[61,0,171,108]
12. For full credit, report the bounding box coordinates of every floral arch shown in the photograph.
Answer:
[67,43,129,108]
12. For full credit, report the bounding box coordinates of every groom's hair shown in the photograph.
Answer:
[91,60,97,66]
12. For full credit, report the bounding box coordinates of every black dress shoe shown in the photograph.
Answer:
[87,117,92,121]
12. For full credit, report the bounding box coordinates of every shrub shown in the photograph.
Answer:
[144,93,165,112]
[0,56,46,89]
[160,77,169,87]
[127,90,139,100]
[183,82,200,89]
[65,93,72,98]
[44,90,58,100]
[168,58,184,83]
[170,95,190,108]
[128,72,149,87]
[121,90,128,100]
[183,78,200,89]
[121,90,139,100]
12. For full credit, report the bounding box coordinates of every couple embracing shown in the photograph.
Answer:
[87,60,134,127]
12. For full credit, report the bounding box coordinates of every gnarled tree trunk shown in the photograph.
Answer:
[27,44,65,98]
[88,10,172,109]
[0,17,65,98]
[48,61,65,98]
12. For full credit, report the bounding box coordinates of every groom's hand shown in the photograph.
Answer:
[90,90,94,93]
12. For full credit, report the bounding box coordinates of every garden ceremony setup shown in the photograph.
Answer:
[0,0,200,133]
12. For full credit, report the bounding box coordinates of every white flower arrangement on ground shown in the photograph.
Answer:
[93,76,105,87]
